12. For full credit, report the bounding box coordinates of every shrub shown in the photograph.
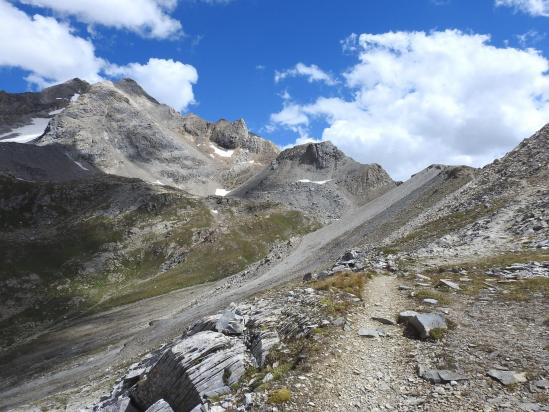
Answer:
[268,388,291,404]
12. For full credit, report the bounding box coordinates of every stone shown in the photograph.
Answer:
[131,331,248,412]
[398,285,412,291]
[487,369,527,385]
[244,393,253,406]
[406,312,447,339]
[418,366,468,384]
[422,298,438,305]
[371,316,396,326]
[358,328,385,338]
[97,396,139,412]
[302,272,313,281]
[333,317,346,327]
[188,314,222,335]
[145,399,174,412]
[397,310,419,324]
[437,279,460,290]
[533,379,549,389]
[216,309,246,335]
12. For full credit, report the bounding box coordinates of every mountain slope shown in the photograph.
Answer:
[231,141,396,221]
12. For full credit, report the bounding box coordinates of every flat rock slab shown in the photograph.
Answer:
[418,366,467,384]
[371,316,396,326]
[437,279,460,290]
[487,369,527,385]
[358,328,386,338]
[422,298,438,305]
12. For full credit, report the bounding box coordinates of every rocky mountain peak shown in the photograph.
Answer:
[277,141,346,169]
[113,78,159,104]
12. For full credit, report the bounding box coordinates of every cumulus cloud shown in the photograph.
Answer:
[275,63,337,85]
[495,0,549,17]
[18,0,182,38]
[0,1,198,112]
[0,0,104,87]
[270,30,549,180]
[107,58,198,111]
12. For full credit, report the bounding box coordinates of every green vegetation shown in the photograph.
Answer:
[0,176,319,347]
[267,388,291,404]
[502,278,549,302]
[399,201,504,247]
[312,271,370,299]
[429,328,447,340]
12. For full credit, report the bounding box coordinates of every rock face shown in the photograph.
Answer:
[131,331,249,412]
[231,141,396,222]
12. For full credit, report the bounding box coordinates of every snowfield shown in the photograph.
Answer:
[210,143,234,158]
[297,179,332,185]
[0,118,50,143]
[215,188,231,196]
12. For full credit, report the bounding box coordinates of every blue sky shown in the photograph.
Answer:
[1,0,549,179]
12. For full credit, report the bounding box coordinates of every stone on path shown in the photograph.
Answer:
[371,316,396,326]
[358,328,386,338]
[418,366,467,384]
[487,369,527,385]
[399,311,447,339]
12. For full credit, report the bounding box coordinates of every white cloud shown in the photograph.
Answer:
[107,58,198,111]
[0,1,198,112]
[495,0,549,17]
[270,30,549,180]
[0,0,104,87]
[275,63,337,85]
[18,0,182,38]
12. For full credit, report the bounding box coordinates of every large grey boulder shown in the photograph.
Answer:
[131,331,248,412]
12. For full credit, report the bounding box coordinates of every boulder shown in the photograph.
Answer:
[188,314,222,335]
[131,331,248,412]
[398,310,419,324]
[487,369,527,385]
[96,396,139,412]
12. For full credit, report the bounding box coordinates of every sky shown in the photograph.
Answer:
[1,0,549,180]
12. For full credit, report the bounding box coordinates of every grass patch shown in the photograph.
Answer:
[414,289,450,305]
[429,328,447,340]
[312,271,368,299]
[268,388,291,404]
[501,277,549,302]
[399,201,504,247]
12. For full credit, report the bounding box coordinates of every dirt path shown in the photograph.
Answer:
[291,275,420,410]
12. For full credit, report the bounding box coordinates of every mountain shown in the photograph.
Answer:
[231,141,396,221]
[35,79,278,196]
[0,78,88,143]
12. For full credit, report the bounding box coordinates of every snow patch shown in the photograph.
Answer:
[71,93,80,102]
[211,209,219,215]
[0,118,50,143]
[297,179,332,185]
[210,143,234,158]
[151,180,165,186]
[215,188,230,196]
[48,108,64,115]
